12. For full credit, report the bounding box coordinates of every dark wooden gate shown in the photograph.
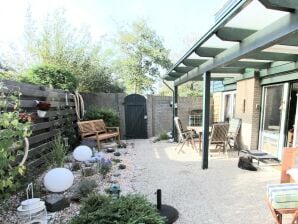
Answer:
[124,94,147,139]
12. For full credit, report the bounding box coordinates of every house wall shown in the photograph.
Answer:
[212,92,223,122]
[235,77,262,150]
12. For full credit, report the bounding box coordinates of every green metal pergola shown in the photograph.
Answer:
[162,0,298,169]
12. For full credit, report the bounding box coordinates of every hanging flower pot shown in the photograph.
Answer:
[35,101,51,118]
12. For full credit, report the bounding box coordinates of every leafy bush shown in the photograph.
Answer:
[0,84,31,197]
[98,158,112,178]
[79,179,97,198]
[19,64,77,91]
[70,193,165,224]
[85,106,120,127]
[47,134,67,168]
[159,131,168,140]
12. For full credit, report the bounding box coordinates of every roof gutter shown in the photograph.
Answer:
[163,0,252,81]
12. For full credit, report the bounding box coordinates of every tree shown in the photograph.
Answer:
[23,8,123,93]
[157,81,203,97]
[113,19,172,94]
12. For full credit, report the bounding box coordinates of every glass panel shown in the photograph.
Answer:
[263,86,283,132]
[225,0,287,30]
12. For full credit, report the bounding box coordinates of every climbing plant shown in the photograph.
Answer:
[0,83,31,197]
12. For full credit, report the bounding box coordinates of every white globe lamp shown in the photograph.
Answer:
[44,168,74,193]
[73,145,92,161]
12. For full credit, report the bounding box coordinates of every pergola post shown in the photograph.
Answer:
[173,85,178,142]
[202,71,211,169]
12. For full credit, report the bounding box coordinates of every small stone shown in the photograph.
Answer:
[71,161,81,171]
[113,173,121,177]
[84,161,93,167]
[114,152,121,156]
[118,164,126,169]
[45,195,70,212]
[106,148,115,153]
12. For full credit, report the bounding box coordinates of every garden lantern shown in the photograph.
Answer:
[63,137,69,148]
[109,184,120,199]
[17,183,47,224]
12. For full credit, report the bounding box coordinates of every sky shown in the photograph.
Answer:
[0,0,226,62]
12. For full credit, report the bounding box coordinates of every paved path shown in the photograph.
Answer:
[129,139,281,224]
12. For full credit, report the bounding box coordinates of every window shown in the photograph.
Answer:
[189,110,203,126]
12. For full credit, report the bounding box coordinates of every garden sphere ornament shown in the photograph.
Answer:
[73,145,92,161]
[44,168,74,192]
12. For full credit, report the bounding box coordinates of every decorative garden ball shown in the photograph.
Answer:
[43,168,74,193]
[73,145,92,161]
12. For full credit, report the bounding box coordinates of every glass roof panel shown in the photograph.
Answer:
[263,45,298,54]
[225,0,288,30]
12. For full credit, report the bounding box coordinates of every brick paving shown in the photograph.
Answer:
[129,139,284,224]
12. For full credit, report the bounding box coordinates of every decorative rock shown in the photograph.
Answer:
[118,164,126,170]
[106,148,115,153]
[118,141,127,148]
[112,158,121,163]
[113,152,121,157]
[71,161,81,171]
[113,173,121,177]
[84,161,93,167]
[45,195,70,212]
[67,184,80,202]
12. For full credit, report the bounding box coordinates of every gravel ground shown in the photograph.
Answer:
[129,139,284,224]
[0,139,291,224]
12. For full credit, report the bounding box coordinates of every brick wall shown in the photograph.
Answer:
[235,77,261,150]
[82,93,209,139]
[212,92,223,122]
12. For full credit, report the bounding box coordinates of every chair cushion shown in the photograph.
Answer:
[287,168,298,182]
[267,183,298,209]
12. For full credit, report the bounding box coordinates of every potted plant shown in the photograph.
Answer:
[35,100,51,118]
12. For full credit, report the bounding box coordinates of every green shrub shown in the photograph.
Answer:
[47,134,67,168]
[79,179,97,198]
[70,193,165,224]
[0,84,31,197]
[98,158,112,178]
[84,106,120,127]
[19,64,77,91]
[159,131,168,140]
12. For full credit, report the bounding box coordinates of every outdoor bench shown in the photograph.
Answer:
[77,119,120,148]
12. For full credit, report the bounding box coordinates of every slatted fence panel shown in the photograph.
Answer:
[0,80,78,169]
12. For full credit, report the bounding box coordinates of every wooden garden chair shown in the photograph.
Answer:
[174,117,197,153]
[209,122,229,154]
[225,118,241,154]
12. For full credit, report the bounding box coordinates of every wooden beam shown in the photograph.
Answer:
[174,66,194,73]
[195,47,226,57]
[259,0,298,12]
[183,59,207,67]
[216,27,256,41]
[175,11,298,86]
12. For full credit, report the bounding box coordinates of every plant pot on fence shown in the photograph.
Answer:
[37,110,47,118]
[35,101,51,118]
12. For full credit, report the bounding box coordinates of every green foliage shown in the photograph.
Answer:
[19,64,77,91]
[79,178,97,198]
[159,131,168,140]
[98,158,112,178]
[0,83,31,196]
[24,9,123,93]
[113,19,172,94]
[70,193,165,224]
[47,134,67,168]
[85,106,120,127]
[63,117,78,149]
[158,81,203,97]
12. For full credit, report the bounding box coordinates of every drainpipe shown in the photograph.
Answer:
[162,80,177,141]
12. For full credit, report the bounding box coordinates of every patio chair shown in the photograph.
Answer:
[174,117,197,153]
[209,122,229,153]
[225,118,241,154]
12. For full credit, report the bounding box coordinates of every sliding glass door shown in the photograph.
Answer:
[259,83,289,159]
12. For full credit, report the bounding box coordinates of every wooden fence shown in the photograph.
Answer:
[0,80,77,169]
